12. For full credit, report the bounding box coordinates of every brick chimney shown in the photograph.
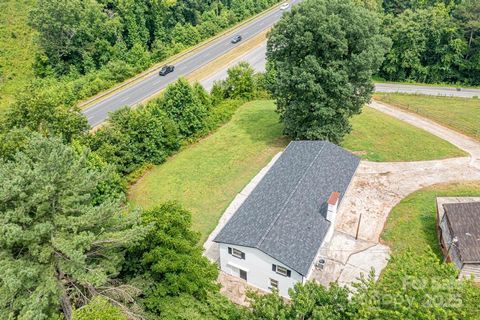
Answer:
[326,192,340,222]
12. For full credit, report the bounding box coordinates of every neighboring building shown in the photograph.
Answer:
[437,198,480,282]
[214,141,360,297]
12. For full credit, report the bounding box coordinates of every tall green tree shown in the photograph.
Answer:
[454,0,480,84]
[0,136,144,319]
[266,0,390,143]
[122,202,219,316]
[157,78,209,138]
[380,4,466,83]
[85,105,180,175]
[3,80,89,142]
[30,0,121,75]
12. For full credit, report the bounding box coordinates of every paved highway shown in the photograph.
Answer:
[84,1,300,127]
[84,0,480,127]
[201,42,480,98]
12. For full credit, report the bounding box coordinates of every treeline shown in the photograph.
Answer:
[0,63,266,319]
[379,0,480,85]
[23,0,280,105]
[32,0,280,76]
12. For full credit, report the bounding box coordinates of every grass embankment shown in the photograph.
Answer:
[342,107,466,161]
[0,0,38,112]
[374,93,480,141]
[129,100,468,243]
[381,182,480,258]
[129,100,288,243]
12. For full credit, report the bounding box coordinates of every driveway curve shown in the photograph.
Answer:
[315,100,480,287]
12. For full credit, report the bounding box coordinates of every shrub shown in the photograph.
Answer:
[156,78,209,138]
[86,106,180,175]
[73,296,128,320]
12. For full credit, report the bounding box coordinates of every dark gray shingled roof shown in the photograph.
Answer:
[214,141,360,276]
[443,202,480,263]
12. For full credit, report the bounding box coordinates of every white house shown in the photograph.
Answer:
[214,141,360,297]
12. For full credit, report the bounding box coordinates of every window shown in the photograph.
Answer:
[269,278,279,290]
[239,269,247,281]
[227,247,245,259]
[272,264,291,277]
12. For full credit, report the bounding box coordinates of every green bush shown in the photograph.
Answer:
[122,202,220,316]
[73,296,127,320]
[203,99,243,132]
[155,78,209,138]
[86,106,180,175]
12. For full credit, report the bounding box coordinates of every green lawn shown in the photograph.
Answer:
[129,100,288,243]
[381,182,480,258]
[129,100,470,243]
[374,93,480,141]
[342,107,466,161]
[0,0,38,112]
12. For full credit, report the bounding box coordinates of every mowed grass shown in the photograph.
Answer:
[374,93,480,141]
[129,100,469,243]
[129,100,288,243]
[381,182,480,258]
[0,0,37,112]
[342,107,467,161]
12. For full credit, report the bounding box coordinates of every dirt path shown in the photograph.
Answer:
[314,100,480,287]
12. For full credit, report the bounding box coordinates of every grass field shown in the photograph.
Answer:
[0,0,37,112]
[342,107,466,161]
[129,100,469,243]
[129,100,288,243]
[381,182,480,257]
[374,93,480,141]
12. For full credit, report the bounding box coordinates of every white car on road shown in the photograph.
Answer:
[280,2,290,10]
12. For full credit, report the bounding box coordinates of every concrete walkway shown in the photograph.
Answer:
[314,100,480,287]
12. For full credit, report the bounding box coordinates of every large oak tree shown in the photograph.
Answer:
[267,0,390,143]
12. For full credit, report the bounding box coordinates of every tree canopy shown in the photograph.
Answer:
[266,0,390,143]
[0,136,144,319]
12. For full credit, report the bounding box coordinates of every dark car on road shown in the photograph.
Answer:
[231,35,242,44]
[159,65,175,76]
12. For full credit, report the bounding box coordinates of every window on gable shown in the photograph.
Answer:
[228,247,245,259]
[269,278,279,290]
[272,264,291,277]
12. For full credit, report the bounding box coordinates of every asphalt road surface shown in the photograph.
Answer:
[84,0,480,127]
[202,43,480,98]
[84,1,300,127]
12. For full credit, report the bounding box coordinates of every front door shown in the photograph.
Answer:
[239,269,247,281]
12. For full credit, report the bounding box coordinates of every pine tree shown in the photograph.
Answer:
[0,136,145,319]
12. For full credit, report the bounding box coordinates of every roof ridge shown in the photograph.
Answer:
[255,142,327,248]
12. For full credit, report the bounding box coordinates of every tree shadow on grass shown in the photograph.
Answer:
[237,101,290,148]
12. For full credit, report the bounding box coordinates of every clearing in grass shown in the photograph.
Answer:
[381,182,480,258]
[129,100,288,243]
[374,93,480,141]
[342,107,467,162]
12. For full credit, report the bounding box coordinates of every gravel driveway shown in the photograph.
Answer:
[313,101,480,287]
[207,99,480,297]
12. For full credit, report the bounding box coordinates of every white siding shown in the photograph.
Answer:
[218,243,303,297]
